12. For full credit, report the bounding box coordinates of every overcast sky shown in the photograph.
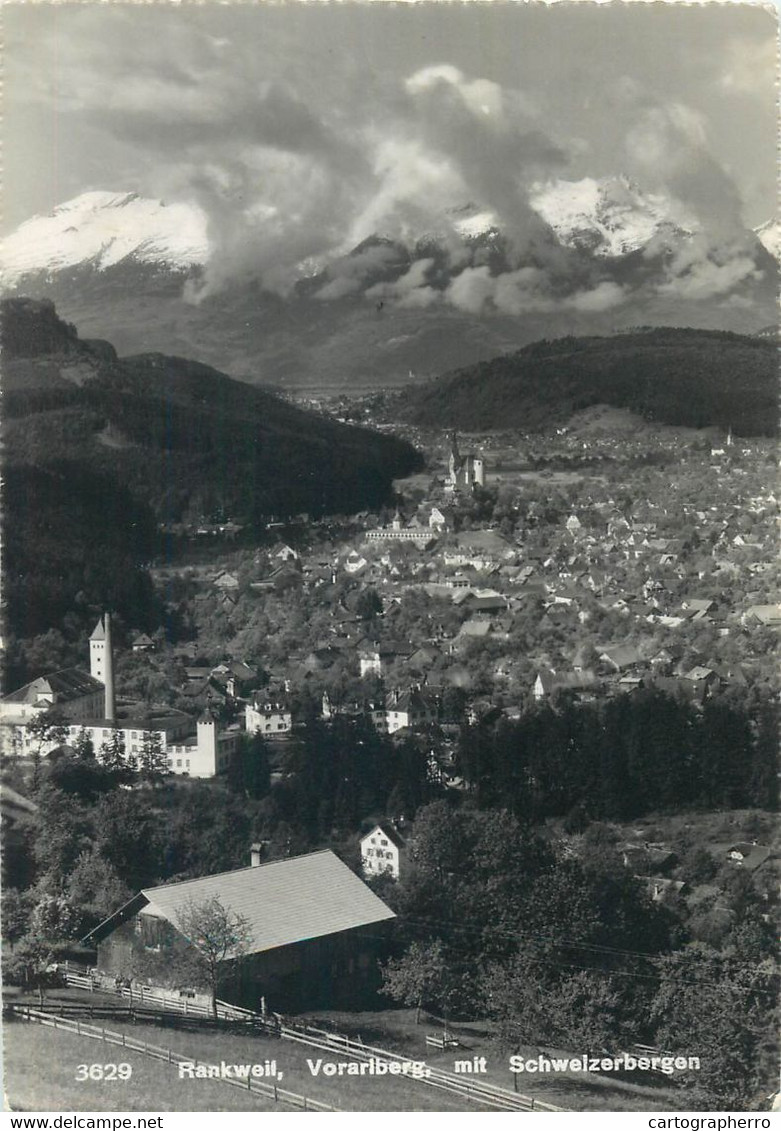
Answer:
[4,2,776,293]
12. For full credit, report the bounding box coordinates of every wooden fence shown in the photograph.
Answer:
[11,1005,338,1112]
[60,969,565,1112]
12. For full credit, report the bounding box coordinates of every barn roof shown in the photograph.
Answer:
[86,851,395,954]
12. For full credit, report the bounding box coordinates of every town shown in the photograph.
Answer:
[2,0,779,1116]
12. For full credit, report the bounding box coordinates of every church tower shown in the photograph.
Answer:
[90,616,106,683]
[90,613,116,721]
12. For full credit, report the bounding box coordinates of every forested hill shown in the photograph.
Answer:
[3,297,421,522]
[397,328,777,435]
[2,298,421,640]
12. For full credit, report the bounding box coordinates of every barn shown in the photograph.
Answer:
[83,849,396,1012]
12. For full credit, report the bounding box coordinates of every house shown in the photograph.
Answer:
[682,666,721,690]
[428,506,455,533]
[213,571,240,591]
[455,618,493,641]
[360,823,407,880]
[83,849,396,1011]
[533,669,598,701]
[723,843,774,873]
[245,696,293,737]
[599,644,644,672]
[385,686,436,734]
[358,642,413,678]
[270,542,300,563]
[344,551,369,575]
[618,843,678,874]
[131,634,155,653]
[744,604,781,628]
[453,588,508,615]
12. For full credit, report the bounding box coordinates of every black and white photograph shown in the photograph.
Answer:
[1,0,778,1120]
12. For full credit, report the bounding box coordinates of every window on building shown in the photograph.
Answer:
[176,759,182,768]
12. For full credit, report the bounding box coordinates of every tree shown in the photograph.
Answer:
[99,727,127,772]
[353,588,383,621]
[174,896,253,1017]
[650,945,779,1109]
[73,727,95,761]
[138,731,168,783]
[65,851,133,935]
[380,939,449,1024]
[3,936,61,1006]
[1,888,32,947]
[26,708,69,789]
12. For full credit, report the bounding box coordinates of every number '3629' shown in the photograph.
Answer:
[76,1063,132,1081]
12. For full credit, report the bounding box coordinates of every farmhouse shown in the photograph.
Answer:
[84,850,396,1012]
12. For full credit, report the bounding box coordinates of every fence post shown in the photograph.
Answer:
[273,1084,278,1103]
[76,1021,81,1036]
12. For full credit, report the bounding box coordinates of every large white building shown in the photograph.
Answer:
[1,614,239,777]
[245,696,292,737]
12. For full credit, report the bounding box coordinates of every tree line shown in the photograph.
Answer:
[455,689,778,818]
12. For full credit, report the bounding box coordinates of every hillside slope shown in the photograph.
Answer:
[397,328,777,435]
[3,298,421,521]
[2,298,421,640]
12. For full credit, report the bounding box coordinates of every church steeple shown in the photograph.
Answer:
[90,613,115,721]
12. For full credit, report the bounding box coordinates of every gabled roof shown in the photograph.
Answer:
[599,644,644,670]
[87,850,395,954]
[2,667,104,705]
[361,822,407,850]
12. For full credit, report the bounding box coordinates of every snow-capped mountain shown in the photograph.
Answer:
[755,218,781,262]
[528,175,697,257]
[1,182,774,391]
[1,191,210,284]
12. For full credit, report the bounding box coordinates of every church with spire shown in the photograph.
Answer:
[446,431,485,493]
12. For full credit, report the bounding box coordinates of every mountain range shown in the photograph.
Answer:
[2,180,776,390]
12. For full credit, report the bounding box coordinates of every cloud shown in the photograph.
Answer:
[365,257,441,308]
[444,263,628,317]
[9,6,769,316]
[656,236,763,301]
